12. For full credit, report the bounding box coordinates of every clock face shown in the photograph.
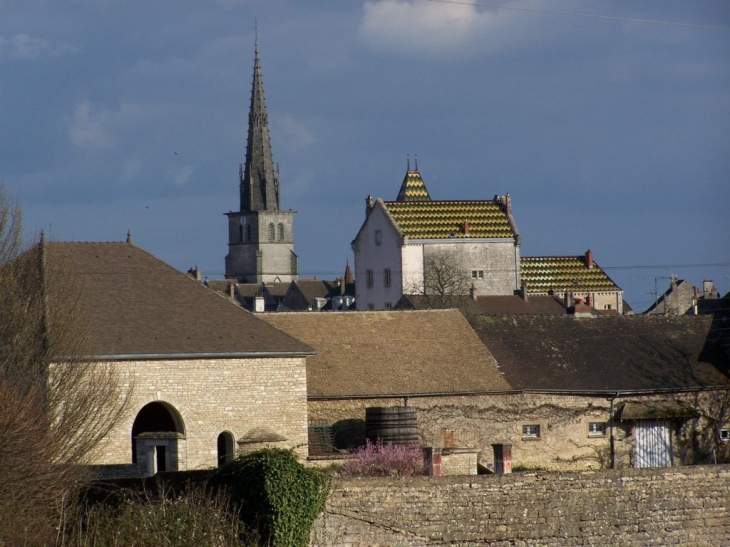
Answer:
[240,216,247,226]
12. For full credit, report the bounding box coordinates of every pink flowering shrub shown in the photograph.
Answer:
[342,439,425,477]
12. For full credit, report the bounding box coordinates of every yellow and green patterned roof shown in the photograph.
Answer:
[396,170,432,202]
[383,200,515,239]
[520,256,621,294]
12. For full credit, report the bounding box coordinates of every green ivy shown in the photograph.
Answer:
[213,448,330,547]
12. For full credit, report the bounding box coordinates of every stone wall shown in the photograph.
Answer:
[89,356,308,475]
[310,391,717,472]
[312,465,730,546]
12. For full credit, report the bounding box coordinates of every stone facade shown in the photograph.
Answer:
[310,390,722,472]
[89,356,308,475]
[311,465,730,546]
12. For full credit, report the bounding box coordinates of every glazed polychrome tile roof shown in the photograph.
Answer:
[395,170,432,202]
[383,200,515,239]
[520,256,621,294]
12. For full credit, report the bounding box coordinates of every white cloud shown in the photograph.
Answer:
[0,34,78,60]
[359,0,498,56]
[68,101,113,148]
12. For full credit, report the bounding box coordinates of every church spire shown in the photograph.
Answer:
[240,40,279,212]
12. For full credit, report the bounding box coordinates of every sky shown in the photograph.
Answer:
[2,0,729,311]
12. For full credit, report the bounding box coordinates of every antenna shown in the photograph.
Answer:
[629,274,676,314]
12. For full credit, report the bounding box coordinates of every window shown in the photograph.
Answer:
[385,302,392,310]
[367,303,375,311]
[366,269,374,288]
[588,422,607,436]
[604,304,612,310]
[276,222,284,241]
[374,230,382,246]
[522,424,540,438]
[267,223,275,241]
[471,270,484,279]
[721,429,730,442]
[384,268,391,287]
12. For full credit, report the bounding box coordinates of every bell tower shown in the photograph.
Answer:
[225,41,297,283]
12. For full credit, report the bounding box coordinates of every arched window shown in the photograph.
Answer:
[276,222,284,241]
[246,224,252,242]
[217,431,235,466]
[268,223,275,241]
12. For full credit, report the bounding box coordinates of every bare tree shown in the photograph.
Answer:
[0,183,131,544]
[401,249,474,309]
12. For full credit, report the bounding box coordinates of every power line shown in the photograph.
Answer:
[424,0,730,31]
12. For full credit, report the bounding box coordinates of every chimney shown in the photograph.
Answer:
[227,282,235,298]
[703,280,718,299]
[520,283,528,301]
[585,249,594,269]
[366,195,374,216]
[463,219,470,235]
[187,265,202,281]
[569,297,593,318]
[254,296,265,313]
[586,294,592,307]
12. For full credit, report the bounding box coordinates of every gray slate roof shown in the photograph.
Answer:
[261,309,512,398]
[45,241,313,358]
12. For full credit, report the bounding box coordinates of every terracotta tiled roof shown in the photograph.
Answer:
[470,315,730,392]
[476,295,568,315]
[396,170,432,202]
[520,256,620,294]
[383,200,515,240]
[43,242,313,358]
[261,310,512,397]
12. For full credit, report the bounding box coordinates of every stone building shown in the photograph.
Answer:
[351,165,522,310]
[262,309,730,472]
[225,42,297,283]
[520,249,625,313]
[644,277,720,315]
[42,239,313,478]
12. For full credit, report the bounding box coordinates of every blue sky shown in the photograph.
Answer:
[2,0,729,310]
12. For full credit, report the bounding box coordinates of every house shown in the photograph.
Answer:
[351,165,521,310]
[469,313,730,469]
[224,43,297,283]
[263,307,730,472]
[520,249,625,313]
[41,238,313,478]
[644,277,720,316]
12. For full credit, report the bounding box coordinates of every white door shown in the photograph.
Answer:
[634,420,672,468]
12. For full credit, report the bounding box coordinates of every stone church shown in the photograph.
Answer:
[225,43,297,283]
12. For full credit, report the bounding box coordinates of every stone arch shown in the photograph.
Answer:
[217,431,236,466]
[131,401,185,474]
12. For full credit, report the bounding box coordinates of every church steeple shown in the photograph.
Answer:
[240,40,279,212]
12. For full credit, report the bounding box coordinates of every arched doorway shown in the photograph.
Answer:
[217,431,235,466]
[131,401,185,475]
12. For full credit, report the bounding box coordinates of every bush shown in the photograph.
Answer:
[64,485,251,547]
[342,439,425,477]
[213,448,330,547]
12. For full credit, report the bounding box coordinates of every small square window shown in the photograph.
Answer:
[588,422,606,436]
[604,304,612,310]
[385,302,392,310]
[720,429,730,442]
[471,270,484,279]
[522,424,540,438]
[367,303,375,311]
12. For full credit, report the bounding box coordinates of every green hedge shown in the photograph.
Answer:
[213,449,330,547]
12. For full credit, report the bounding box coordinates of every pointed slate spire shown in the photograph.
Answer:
[240,39,280,212]
[396,157,431,202]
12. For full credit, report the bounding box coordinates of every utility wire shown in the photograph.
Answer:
[424,0,730,31]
